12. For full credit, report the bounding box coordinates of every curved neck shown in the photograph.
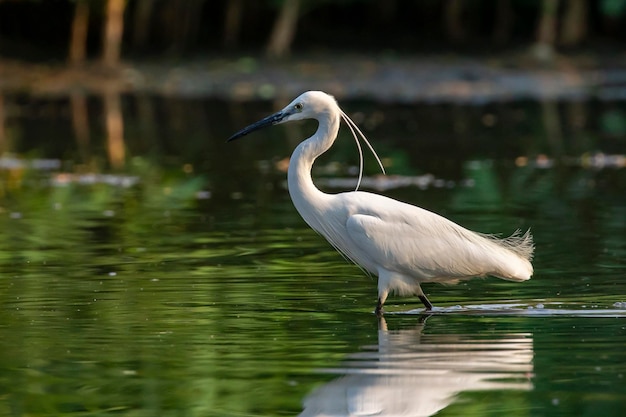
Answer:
[287,112,340,216]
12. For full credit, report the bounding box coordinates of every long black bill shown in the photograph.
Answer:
[227,110,286,142]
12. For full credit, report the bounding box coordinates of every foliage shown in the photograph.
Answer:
[600,0,626,16]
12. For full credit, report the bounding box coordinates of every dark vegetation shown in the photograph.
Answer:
[1,0,626,65]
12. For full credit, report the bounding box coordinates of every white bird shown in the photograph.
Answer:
[228,91,534,314]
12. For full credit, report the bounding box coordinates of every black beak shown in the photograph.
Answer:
[227,110,287,142]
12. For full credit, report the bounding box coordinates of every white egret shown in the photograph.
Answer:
[228,91,534,314]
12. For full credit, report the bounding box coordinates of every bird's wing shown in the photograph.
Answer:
[345,211,491,279]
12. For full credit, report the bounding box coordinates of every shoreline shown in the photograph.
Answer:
[3,53,626,103]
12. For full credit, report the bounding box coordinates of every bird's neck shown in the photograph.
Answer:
[287,113,340,216]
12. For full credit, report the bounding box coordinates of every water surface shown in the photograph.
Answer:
[0,95,625,416]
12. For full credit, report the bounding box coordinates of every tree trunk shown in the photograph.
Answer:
[184,0,205,50]
[102,0,126,67]
[493,0,513,45]
[560,0,587,46]
[533,0,559,61]
[69,0,90,65]
[223,0,243,49]
[164,0,205,55]
[266,0,300,59]
[132,0,155,49]
[374,0,397,24]
[0,95,5,155]
[444,0,465,43]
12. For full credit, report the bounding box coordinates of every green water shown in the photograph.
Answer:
[0,96,625,416]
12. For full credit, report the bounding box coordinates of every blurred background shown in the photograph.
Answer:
[0,0,624,201]
[1,1,626,416]
[1,0,626,168]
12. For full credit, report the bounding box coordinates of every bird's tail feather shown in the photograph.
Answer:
[482,228,534,261]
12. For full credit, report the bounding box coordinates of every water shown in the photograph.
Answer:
[0,95,625,416]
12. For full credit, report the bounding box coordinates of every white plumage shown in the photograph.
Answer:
[229,91,534,313]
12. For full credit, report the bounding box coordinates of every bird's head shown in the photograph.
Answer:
[227,91,338,142]
[228,90,385,189]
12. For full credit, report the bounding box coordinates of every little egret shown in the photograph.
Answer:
[228,91,534,314]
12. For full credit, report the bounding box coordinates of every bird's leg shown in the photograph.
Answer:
[418,295,433,311]
[375,289,389,315]
[415,283,433,311]
[375,297,384,316]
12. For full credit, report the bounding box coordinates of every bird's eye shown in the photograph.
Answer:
[294,103,303,111]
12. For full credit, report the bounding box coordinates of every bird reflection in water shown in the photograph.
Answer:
[299,317,533,417]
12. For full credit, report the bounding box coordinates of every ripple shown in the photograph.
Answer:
[400,302,626,317]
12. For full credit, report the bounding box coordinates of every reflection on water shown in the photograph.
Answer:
[300,317,533,417]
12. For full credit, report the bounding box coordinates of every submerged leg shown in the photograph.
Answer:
[375,296,385,316]
[375,289,388,316]
[376,271,393,315]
